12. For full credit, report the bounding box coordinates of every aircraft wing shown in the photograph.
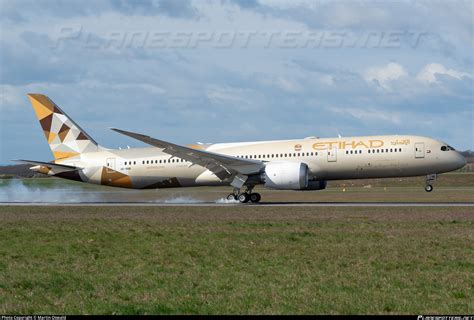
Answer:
[13,159,79,171]
[111,128,265,180]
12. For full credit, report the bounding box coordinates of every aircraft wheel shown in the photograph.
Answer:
[238,193,250,203]
[425,185,433,192]
[226,193,237,201]
[249,193,261,203]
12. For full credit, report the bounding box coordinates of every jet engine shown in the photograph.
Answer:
[262,162,308,190]
[304,180,327,190]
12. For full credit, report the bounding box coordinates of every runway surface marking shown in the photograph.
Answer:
[1,202,473,207]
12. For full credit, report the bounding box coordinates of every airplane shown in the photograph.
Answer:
[15,94,466,203]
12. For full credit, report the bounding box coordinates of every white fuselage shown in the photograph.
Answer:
[51,135,466,189]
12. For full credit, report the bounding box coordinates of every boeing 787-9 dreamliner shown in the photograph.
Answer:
[16,94,466,203]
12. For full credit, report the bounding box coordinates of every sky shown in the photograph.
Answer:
[0,0,473,164]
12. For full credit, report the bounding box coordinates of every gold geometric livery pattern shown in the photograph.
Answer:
[28,94,99,161]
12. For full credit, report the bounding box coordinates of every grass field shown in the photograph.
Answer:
[0,205,473,314]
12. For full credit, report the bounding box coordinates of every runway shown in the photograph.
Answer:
[1,202,473,207]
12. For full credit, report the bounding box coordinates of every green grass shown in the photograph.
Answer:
[0,206,473,314]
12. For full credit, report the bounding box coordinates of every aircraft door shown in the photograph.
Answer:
[327,147,337,162]
[415,143,425,158]
[106,157,116,173]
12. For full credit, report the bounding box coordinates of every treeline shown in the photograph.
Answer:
[460,150,474,162]
[0,164,39,178]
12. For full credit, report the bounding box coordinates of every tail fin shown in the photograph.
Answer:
[27,93,99,161]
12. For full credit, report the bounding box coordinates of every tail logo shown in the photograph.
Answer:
[28,94,99,161]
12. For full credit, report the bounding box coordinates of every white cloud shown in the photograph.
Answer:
[328,106,402,125]
[1,1,474,164]
[319,74,334,86]
[416,63,471,84]
[363,62,408,90]
[273,76,303,93]
[206,86,252,107]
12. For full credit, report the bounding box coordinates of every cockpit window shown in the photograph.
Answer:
[441,145,456,151]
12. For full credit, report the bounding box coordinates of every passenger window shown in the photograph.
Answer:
[399,148,402,152]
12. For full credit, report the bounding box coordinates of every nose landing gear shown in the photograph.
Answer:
[226,186,261,203]
[425,174,436,192]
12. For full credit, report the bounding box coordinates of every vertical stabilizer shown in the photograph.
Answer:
[27,93,99,161]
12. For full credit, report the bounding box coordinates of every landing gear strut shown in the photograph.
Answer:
[226,186,261,203]
[425,174,436,192]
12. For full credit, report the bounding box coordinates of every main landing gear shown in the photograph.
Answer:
[226,186,261,203]
[425,174,436,192]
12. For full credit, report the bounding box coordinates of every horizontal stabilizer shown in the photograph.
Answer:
[12,159,79,171]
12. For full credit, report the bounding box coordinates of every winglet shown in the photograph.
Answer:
[111,128,153,141]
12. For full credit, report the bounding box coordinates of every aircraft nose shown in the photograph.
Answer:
[455,152,467,169]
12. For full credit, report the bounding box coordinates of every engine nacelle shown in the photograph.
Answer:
[304,180,327,190]
[262,162,308,190]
